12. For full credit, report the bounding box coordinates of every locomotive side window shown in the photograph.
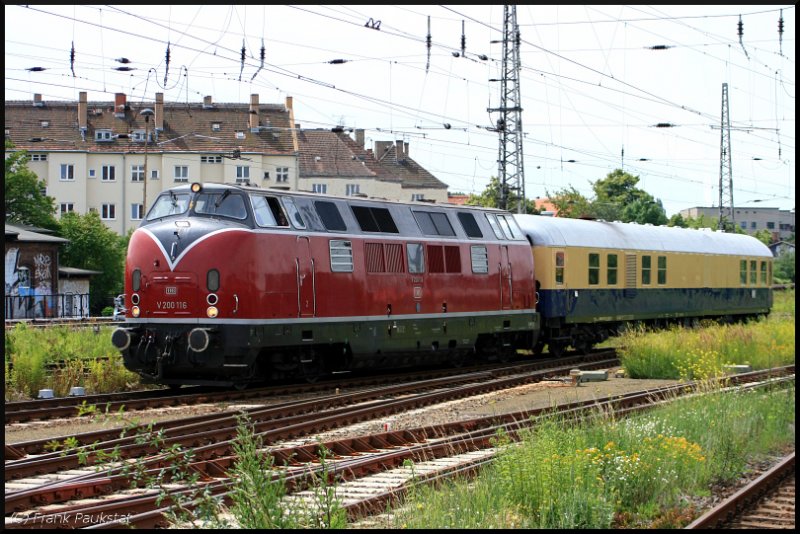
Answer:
[195,192,247,220]
[251,195,289,227]
[555,252,565,285]
[281,197,306,229]
[657,256,667,285]
[471,245,489,274]
[485,214,505,239]
[352,206,399,233]
[147,192,189,220]
[641,255,651,285]
[497,215,524,240]
[329,240,353,272]
[413,210,455,236]
[315,201,347,232]
[607,254,618,285]
[588,253,600,285]
[406,243,425,273]
[457,212,483,238]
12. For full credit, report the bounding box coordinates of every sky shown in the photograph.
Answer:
[5,4,795,217]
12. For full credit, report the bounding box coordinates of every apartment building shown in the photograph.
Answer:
[679,206,795,242]
[6,92,451,235]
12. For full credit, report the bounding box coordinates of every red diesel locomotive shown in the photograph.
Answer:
[112,183,539,387]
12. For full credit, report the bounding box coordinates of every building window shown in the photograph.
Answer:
[131,165,144,182]
[236,166,250,184]
[276,167,289,183]
[588,253,600,285]
[345,184,360,196]
[31,154,47,161]
[312,184,327,194]
[411,193,425,201]
[101,165,116,182]
[88,169,96,178]
[766,222,775,230]
[60,203,74,215]
[101,203,116,220]
[607,254,618,285]
[174,166,188,182]
[131,203,144,220]
[201,155,223,164]
[740,221,747,229]
[60,164,75,181]
[95,129,113,142]
[41,120,50,128]
[17,267,31,288]
[151,169,159,180]
[132,130,150,143]
[750,222,756,229]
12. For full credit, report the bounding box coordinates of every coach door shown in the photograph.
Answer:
[296,236,316,317]
[500,245,512,309]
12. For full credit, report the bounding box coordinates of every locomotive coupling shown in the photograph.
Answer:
[188,328,214,352]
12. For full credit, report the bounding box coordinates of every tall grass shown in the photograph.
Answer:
[390,383,795,529]
[5,323,140,399]
[620,290,795,380]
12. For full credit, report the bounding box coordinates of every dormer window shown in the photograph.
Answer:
[95,129,114,142]
[235,131,245,140]
[212,123,221,132]
[41,120,50,128]
[132,130,151,143]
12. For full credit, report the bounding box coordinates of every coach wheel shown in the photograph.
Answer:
[548,341,567,358]
[233,382,248,391]
[532,341,545,356]
[168,384,182,392]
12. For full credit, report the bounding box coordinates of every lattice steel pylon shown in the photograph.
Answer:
[488,5,526,213]
[718,82,735,231]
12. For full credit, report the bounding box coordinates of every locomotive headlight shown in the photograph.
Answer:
[191,182,203,193]
[131,306,141,317]
[206,306,219,318]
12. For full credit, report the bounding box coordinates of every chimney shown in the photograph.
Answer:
[375,141,393,160]
[203,95,213,108]
[396,139,405,159]
[404,141,409,157]
[114,93,126,118]
[355,129,365,148]
[249,93,259,132]
[78,92,88,130]
[155,93,164,131]
[33,94,44,107]
[285,96,293,111]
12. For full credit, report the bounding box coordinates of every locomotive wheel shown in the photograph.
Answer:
[548,341,567,358]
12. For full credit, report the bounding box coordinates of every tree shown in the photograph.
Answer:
[4,140,58,230]
[467,177,539,214]
[591,169,667,224]
[58,212,126,314]
[545,186,592,219]
[774,250,795,283]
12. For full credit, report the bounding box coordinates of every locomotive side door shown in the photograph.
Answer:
[296,236,316,317]
[500,245,512,309]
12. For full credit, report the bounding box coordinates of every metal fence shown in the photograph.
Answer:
[4,293,91,320]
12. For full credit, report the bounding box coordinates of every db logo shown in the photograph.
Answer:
[165,286,177,295]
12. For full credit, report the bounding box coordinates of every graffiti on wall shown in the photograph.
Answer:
[4,247,55,318]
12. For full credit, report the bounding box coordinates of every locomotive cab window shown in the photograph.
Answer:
[251,195,289,227]
[497,215,524,240]
[588,253,600,285]
[195,191,247,220]
[281,197,306,229]
[147,192,190,220]
[485,214,505,239]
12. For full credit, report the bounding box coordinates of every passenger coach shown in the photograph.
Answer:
[114,183,539,386]
[514,215,773,356]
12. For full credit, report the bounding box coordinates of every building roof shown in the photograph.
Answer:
[5,223,68,244]
[297,128,448,190]
[59,267,102,277]
[4,94,295,156]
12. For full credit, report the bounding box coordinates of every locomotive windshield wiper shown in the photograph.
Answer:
[214,190,230,208]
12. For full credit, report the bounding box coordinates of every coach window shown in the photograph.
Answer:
[485,214,505,239]
[749,260,757,285]
[407,243,425,273]
[315,201,347,232]
[760,261,767,285]
[641,255,651,285]
[657,256,667,285]
[281,197,306,229]
[588,253,600,285]
[458,212,483,238]
[607,254,618,285]
[555,251,565,285]
[740,260,747,285]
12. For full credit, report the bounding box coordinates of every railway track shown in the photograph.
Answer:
[687,452,795,529]
[4,365,793,529]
